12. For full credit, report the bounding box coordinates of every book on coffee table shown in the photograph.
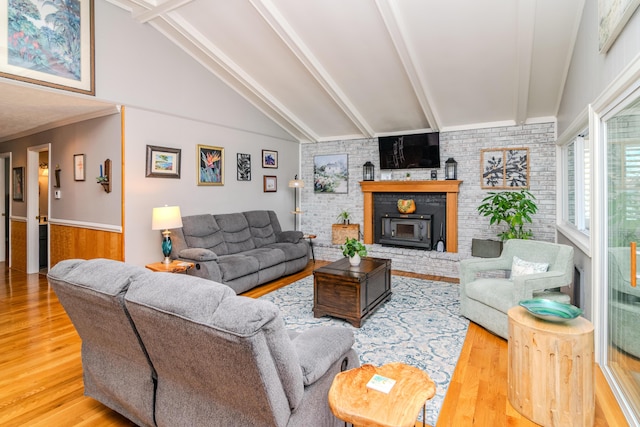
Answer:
[366,374,396,393]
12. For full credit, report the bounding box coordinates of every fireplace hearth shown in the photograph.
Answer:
[380,213,433,250]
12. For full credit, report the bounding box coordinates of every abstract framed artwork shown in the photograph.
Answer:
[146,145,181,178]
[263,175,277,192]
[599,0,640,53]
[481,147,529,189]
[314,154,348,193]
[237,153,251,181]
[197,145,224,186]
[1,0,95,95]
[262,150,278,168]
[73,154,85,181]
[12,167,24,201]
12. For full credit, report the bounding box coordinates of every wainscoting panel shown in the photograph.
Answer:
[10,220,27,272]
[50,224,124,267]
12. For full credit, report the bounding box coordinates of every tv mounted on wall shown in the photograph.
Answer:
[378,132,440,169]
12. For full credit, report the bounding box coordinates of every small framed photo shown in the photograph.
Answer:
[263,175,277,192]
[380,171,392,181]
[146,145,181,178]
[237,153,251,181]
[12,167,24,201]
[198,145,224,186]
[74,154,85,181]
[262,150,278,168]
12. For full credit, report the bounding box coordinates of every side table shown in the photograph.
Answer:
[507,306,594,427]
[328,362,436,427]
[145,260,194,273]
[302,233,316,262]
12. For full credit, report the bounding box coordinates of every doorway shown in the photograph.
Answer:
[27,145,49,274]
[0,154,9,263]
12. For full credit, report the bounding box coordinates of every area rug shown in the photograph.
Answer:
[260,275,469,426]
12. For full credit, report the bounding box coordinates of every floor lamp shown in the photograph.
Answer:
[288,175,304,231]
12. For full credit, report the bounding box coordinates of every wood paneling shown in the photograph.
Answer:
[49,224,123,266]
[10,220,26,272]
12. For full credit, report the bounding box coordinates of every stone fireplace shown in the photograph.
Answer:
[359,180,462,252]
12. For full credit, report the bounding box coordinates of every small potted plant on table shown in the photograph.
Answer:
[341,237,367,266]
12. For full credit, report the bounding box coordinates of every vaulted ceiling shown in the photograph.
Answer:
[0,0,585,143]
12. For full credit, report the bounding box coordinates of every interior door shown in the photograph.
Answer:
[0,158,5,262]
[605,95,640,424]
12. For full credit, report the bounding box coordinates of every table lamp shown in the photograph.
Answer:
[288,175,304,230]
[152,205,183,264]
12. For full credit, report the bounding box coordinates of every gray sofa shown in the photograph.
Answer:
[48,258,359,427]
[170,210,309,294]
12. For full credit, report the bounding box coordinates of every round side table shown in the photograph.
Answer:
[507,306,594,427]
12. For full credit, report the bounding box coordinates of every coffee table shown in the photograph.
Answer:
[313,257,391,327]
[328,362,436,427]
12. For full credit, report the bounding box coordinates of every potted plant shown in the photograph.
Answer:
[477,189,538,241]
[341,237,367,266]
[336,209,352,224]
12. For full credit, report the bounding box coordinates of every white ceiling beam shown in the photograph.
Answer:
[132,0,194,24]
[514,0,536,125]
[249,0,375,139]
[152,14,319,142]
[375,0,440,131]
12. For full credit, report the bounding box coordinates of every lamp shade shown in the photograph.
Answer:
[288,174,305,188]
[152,205,183,230]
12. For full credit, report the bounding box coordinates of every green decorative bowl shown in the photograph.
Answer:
[519,298,583,323]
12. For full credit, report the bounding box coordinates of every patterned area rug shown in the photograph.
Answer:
[260,274,469,426]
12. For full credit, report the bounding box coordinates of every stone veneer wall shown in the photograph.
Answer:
[299,123,557,279]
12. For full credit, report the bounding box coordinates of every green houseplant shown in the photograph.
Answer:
[477,189,538,241]
[341,237,367,266]
[336,209,352,224]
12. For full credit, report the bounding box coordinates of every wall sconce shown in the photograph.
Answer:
[96,159,112,193]
[445,158,457,180]
[151,205,183,264]
[288,175,305,230]
[363,161,375,181]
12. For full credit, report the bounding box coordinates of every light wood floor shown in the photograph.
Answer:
[0,261,628,426]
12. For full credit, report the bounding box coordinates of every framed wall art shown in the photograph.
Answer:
[146,145,181,178]
[12,167,24,201]
[262,150,278,168]
[197,145,224,186]
[74,154,85,181]
[314,154,348,193]
[599,0,640,53]
[481,148,529,189]
[237,153,251,181]
[0,0,95,95]
[263,175,277,192]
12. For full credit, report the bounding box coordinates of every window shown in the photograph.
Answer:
[564,128,590,235]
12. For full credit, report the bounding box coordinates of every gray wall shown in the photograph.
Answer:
[300,122,557,272]
[557,1,640,136]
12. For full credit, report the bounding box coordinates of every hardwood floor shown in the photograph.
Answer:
[0,261,627,426]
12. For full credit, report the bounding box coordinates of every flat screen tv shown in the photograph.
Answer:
[378,132,440,169]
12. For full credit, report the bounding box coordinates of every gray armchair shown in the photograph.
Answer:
[460,239,574,339]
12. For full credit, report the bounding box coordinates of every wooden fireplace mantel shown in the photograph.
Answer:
[359,180,463,253]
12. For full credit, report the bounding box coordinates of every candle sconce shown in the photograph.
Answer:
[54,165,61,188]
[96,159,111,193]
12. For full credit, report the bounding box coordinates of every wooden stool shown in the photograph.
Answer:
[507,306,594,427]
[328,362,436,427]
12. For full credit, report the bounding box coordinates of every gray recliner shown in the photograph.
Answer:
[460,239,575,339]
[49,258,359,427]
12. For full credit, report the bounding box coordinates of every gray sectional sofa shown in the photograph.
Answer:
[170,210,309,294]
[48,258,359,427]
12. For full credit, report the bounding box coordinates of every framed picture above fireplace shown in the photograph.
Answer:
[480,148,529,189]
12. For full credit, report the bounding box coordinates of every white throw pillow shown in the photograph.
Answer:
[510,255,549,280]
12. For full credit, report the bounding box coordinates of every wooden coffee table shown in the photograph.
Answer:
[313,257,391,327]
[328,362,436,427]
